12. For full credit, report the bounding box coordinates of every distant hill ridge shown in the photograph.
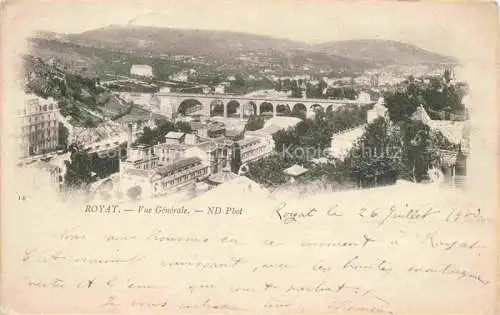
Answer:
[32,25,456,66]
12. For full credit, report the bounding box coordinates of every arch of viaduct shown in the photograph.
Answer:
[153,92,372,118]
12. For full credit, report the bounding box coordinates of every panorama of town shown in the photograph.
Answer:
[18,26,469,203]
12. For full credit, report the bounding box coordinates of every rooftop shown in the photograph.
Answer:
[264,116,302,130]
[237,137,261,147]
[283,164,309,177]
[131,64,152,69]
[123,168,153,178]
[165,131,185,139]
[191,122,225,132]
[208,168,239,184]
[154,156,202,176]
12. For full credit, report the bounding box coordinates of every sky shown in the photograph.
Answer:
[2,0,497,63]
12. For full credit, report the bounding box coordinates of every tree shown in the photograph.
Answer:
[291,80,301,98]
[64,145,93,189]
[245,155,292,186]
[346,118,403,187]
[57,122,69,150]
[233,74,245,87]
[135,120,176,145]
[83,117,97,128]
[126,186,142,200]
[175,121,192,133]
[231,143,242,173]
[245,115,265,131]
[318,80,327,98]
[291,106,307,120]
[226,102,239,115]
[89,152,120,180]
[400,120,438,182]
[385,73,467,122]
[384,89,420,123]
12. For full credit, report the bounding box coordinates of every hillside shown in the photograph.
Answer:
[26,26,456,90]
[64,25,309,56]
[312,39,456,66]
[28,36,372,80]
[29,37,185,79]
[23,55,137,127]
[39,26,455,67]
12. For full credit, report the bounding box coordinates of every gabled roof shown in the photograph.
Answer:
[411,105,432,124]
[429,120,465,145]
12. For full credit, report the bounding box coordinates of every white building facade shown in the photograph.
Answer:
[130,65,153,78]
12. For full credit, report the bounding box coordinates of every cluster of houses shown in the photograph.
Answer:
[91,117,275,201]
[18,62,468,199]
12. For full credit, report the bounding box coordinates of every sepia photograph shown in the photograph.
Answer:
[1,0,498,314]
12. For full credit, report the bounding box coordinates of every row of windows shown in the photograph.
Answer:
[21,137,58,145]
[22,102,57,113]
[138,160,158,170]
[161,163,202,179]
[21,141,58,155]
[241,143,268,153]
[242,147,269,160]
[153,169,207,192]
[24,129,57,136]
[22,126,58,134]
[240,141,262,149]
[19,112,57,122]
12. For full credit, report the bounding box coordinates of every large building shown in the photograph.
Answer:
[150,157,209,196]
[17,95,60,157]
[237,133,275,164]
[191,121,226,138]
[130,64,153,78]
[121,144,159,171]
[154,131,233,176]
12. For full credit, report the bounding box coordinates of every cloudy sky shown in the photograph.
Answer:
[2,0,497,63]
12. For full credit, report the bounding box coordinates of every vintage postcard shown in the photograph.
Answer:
[1,0,498,314]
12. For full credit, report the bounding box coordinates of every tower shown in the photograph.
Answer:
[127,122,133,149]
[300,80,307,99]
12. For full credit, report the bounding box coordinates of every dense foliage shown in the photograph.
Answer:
[245,105,369,186]
[57,122,69,150]
[345,118,403,187]
[244,115,266,131]
[23,55,121,126]
[63,145,94,189]
[273,105,370,155]
[246,71,467,188]
[384,71,467,122]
